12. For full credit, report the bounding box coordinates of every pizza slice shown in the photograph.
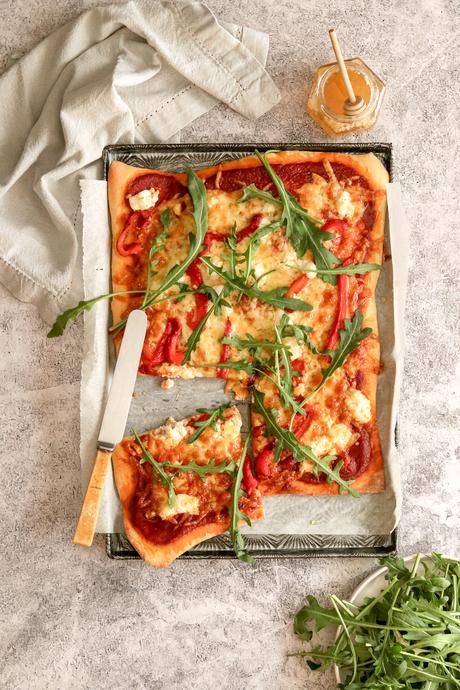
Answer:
[112,404,263,568]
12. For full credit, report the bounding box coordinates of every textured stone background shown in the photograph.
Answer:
[1,1,459,689]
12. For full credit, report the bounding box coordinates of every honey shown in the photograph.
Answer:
[307,58,385,136]
[323,70,372,116]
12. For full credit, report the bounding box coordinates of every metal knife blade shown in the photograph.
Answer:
[97,309,147,451]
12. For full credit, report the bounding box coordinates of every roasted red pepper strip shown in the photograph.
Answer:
[291,358,305,387]
[185,231,214,286]
[236,213,263,242]
[185,239,209,329]
[291,405,314,441]
[255,444,275,478]
[217,317,232,379]
[185,261,203,289]
[186,292,209,330]
[164,317,185,364]
[185,230,229,330]
[321,218,348,236]
[285,273,309,298]
[252,424,266,438]
[242,454,258,491]
[142,320,173,366]
[324,258,352,350]
[253,404,313,478]
[142,318,184,367]
[116,210,152,256]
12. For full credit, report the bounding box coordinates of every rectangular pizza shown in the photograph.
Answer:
[107,150,388,507]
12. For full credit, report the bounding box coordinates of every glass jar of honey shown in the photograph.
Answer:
[307,57,385,136]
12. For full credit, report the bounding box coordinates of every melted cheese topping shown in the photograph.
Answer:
[298,171,366,223]
[125,407,247,522]
[153,417,189,449]
[157,493,200,519]
[345,388,372,424]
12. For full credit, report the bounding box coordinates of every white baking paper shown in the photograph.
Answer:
[80,180,407,536]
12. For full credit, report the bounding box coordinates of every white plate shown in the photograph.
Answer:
[334,554,422,684]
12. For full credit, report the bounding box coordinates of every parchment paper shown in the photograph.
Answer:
[80,180,407,536]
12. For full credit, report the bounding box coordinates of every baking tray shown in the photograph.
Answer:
[102,143,397,560]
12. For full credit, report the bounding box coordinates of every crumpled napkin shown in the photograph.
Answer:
[0,0,279,324]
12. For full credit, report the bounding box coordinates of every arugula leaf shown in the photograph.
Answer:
[238,183,282,207]
[228,435,255,564]
[274,313,295,409]
[252,388,358,496]
[280,323,321,356]
[255,151,340,284]
[222,334,286,352]
[302,311,372,404]
[161,458,236,479]
[132,429,176,507]
[52,170,207,338]
[291,553,460,689]
[137,168,207,304]
[215,316,313,416]
[181,288,228,364]
[186,403,232,444]
[205,360,256,375]
[201,257,312,312]
[47,289,145,337]
[248,285,313,312]
[313,263,382,276]
[294,595,340,640]
[140,215,170,309]
[159,207,172,231]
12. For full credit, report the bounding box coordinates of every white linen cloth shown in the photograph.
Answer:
[0,0,279,324]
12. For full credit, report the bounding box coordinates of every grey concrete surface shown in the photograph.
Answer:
[1,1,459,689]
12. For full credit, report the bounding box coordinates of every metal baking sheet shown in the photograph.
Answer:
[101,143,397,560]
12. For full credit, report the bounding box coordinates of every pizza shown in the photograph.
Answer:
[112,405,263,568]
[106,149,388,563]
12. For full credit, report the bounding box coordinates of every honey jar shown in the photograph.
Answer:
[307,32,385,136]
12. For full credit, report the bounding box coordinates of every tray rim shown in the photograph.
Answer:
[103,142,393,182]
[102,141,397,562]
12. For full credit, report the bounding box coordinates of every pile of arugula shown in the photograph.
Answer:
[292,553,460,688]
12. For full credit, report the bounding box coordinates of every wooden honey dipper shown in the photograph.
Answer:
[329,29,366,116]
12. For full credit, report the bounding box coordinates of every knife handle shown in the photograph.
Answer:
[73,449,111,547]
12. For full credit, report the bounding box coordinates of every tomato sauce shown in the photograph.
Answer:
[130,501,225,545]
[339,428,371,480]
[127,173,186,203]
[205,161,370,195]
